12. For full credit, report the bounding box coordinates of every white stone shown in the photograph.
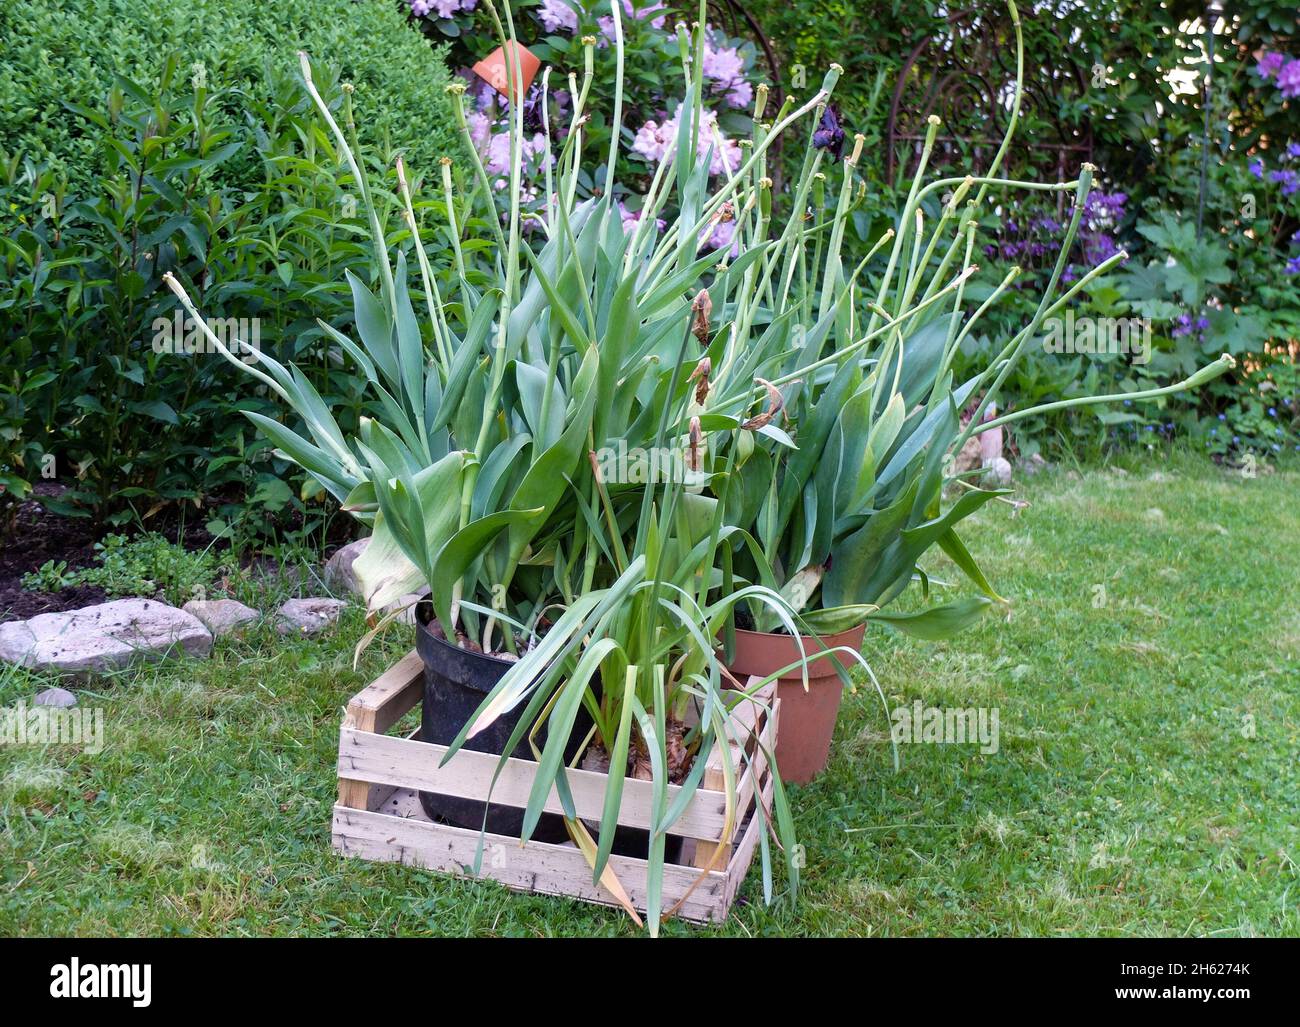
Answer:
[1019,453,1049,476]
[0,599,212,677]
[34,687,77,708]
[276,597,348,635]
[985,456,1013,488]
[323,538,370,596]
[181,598,260,637]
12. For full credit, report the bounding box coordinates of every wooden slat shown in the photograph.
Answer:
[723,773,774,909]
[344,649,424,733]
[339,651,425,809]
[337,727,730,842]
[692,686,773,866]
[332,802,730,923]
[731,696,778,842]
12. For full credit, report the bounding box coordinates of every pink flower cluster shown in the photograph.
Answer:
[615,199,738,257]
[1257,49,1300,100]
[631,105,743,175]
[537,0,579,33]
[538,0,668,41]
[461,74,559,197]
[409,0,477,19]
[599,0,668,41]
[617,200,666,234]
[702,33,753,109]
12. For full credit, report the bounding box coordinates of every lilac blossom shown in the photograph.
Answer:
[699,32,755,109]
[699,217,739,257]
[702,40,745,84]
[466,110,493,154]
[726,79,754,110]
[598,1,669,43]
[480,128,553,182]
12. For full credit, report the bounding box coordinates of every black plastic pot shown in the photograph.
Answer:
[415,603,683,861]
[415,602,577,843]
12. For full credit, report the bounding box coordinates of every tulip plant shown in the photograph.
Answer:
[163,0,1233,934]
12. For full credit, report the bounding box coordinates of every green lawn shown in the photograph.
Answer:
[3,451,1297,936]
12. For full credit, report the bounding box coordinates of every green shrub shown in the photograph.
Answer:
[0,55,475,537]
[0,0,460,189]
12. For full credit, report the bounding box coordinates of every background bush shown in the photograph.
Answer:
[0,0,462,189]
[0,3,471,542]
[735,0,1300,461]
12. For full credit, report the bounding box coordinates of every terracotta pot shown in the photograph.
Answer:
[472,42,541,99]
[725,622,866,785]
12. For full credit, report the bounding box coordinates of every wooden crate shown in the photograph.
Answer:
[332,650,778,924]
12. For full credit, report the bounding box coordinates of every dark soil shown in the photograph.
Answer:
[0,484,355,623]
[0,487,108,622]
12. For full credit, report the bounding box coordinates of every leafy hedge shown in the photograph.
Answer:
[0,4,472,539]
[0,0,461,186]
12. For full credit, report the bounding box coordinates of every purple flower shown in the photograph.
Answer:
[700,33,754,109]
[1173,311,1208,340]
[699,217,740,257]
[1269,168,1300,196]
[1249,158,1265,179]
[1279,59,1300,99]
[1286,256,1300,274]
[466,110,492,153]
[1257,51,1287,79]
[617,199,665,235]
[812,104,845,159]
[1288,142,1300,159]
[725,79,754,110]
